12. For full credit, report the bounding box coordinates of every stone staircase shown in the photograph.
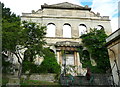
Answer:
[60,74,114,87]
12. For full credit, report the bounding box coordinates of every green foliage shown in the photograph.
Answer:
[2,3,48,76]
[37,48,61,74]
[2,54,12,73]
[20,21,50,74]
[20,21,47,61]
[41,48,60,73]
[22,48,61,74]
[2,75,9,86]
[80,28,110,73]
[2,3,21,74]
[20,79,60,86]
[2,3,20,52]
[2,3,59,75]
[22,61,37,74]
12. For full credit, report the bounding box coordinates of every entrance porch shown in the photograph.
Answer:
[55,41,83,76]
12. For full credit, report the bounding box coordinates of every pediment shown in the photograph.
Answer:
[41,2,91,10]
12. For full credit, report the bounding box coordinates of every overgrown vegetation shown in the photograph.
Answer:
[80,28,110,73]
[38,48,61,74]
[2,2,21,74]
[22,48,61,74]
[2,3,60,80]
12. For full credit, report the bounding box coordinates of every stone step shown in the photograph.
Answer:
[60,75,112,86]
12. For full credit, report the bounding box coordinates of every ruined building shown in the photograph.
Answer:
[21,2,112,75]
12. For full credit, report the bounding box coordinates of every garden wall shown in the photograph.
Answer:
[22,73,56,82]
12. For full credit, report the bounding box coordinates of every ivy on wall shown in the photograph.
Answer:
[79,28,110,73]
[22,48,61,74]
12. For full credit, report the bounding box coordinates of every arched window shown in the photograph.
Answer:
[82,50,90,61]
[50,49,55,54]
[79,24,87,36]
[96,25,104,30]
[63,23,71,38]
[46,23,56,37]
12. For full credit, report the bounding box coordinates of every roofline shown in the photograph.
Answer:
[107,28,120,38]
[106,35,120,46]
[21,15,111,21]
[41,5,91,11]
[106,28,120,46]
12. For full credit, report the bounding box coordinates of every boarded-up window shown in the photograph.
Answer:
[66,54,74,65]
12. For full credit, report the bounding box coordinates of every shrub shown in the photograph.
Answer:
[39,48,61,74]
[22,48,61,74]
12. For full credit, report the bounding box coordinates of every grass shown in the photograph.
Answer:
[2,77,61,87]
[20,79,61,86]
[2,77,9,86]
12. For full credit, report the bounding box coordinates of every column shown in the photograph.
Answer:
[56,51,60,64]
[74,51,77,66]
[74,51,78,76]
[59,51,62,66]
[56,51,62,65]
[77,52,82,74]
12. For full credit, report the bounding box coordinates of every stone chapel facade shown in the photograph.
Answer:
[21,2,112,76]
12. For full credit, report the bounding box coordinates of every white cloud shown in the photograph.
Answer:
[1,0,80,15]
[1,0,119,32]
[92,0,118,17]
[91,0,119,32]
[111,17,118,32]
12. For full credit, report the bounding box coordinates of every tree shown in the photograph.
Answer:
[80,28,110,73]
[2,3,21,74]
[23,48,61,74]
[2,3,47,78]
[2,3,60,79]
[19,21,47,75]
[2,3,20,52]
[19,21,46,60]
[16,21,47,78]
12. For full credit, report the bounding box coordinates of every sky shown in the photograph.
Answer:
[1,0,120,32]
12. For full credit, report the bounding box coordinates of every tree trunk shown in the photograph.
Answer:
[18,64,22,79]
[14,52,23,79]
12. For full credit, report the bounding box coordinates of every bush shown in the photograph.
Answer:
[39,48,61,74]
[22,61,37,74]
[80,28,110,73]
[22,48,61,74]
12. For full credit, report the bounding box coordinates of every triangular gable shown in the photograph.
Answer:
[41,2,91,10]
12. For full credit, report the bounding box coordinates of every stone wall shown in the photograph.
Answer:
[22,73,56,82]
[106,28,120,85]
[4,74,112,86]
[60,74,112,86]
[21,3,112,36]
[21,2,112,78]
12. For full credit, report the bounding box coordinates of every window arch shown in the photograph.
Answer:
[81,50,90,62]
[96,25,104,30]
[46,23,56,37]
[79,24,87,36]
[50,49,55,54]
[63,23,71,38]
